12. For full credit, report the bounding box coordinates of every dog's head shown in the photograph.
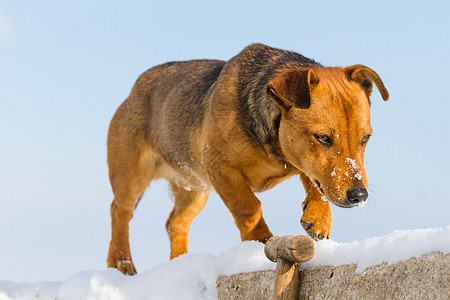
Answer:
[268,65,389,207]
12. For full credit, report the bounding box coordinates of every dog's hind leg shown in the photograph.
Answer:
[166,182,209,259]
[106,102,155,275]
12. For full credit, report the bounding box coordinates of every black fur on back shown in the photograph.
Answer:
[234,44,321,160]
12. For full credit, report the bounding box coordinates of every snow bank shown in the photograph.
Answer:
[302,226,450,273]
[1,226,449,300]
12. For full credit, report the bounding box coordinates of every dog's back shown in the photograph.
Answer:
[116,44,317,176]
[128,60,225,169]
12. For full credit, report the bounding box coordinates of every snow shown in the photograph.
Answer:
[301,226,450,273]
[1,226,449,300]
[345,158,363,180]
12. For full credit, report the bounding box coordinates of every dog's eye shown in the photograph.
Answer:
[314,134,332,147]
[362,134,371,145]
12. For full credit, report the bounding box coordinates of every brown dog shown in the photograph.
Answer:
[106,43,389,275]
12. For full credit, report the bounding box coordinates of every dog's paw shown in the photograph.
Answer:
[300,199,332,240]
[116,259,137,275]
[241,220,273,244]
[107,253,137,275]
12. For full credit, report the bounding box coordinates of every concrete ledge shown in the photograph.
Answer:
[217,252,449,299]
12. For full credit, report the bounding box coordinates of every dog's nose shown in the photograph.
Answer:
[347,188,368,204]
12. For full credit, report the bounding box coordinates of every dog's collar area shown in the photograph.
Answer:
[282,161,295,171]
[262,141,294,171]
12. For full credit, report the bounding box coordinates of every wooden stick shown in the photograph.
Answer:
[264,235,315,300]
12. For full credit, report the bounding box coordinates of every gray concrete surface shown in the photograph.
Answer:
[217,252,449,299]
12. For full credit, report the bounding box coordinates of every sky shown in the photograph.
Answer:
[0,0,449,282]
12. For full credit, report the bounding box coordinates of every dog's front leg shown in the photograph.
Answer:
[299,172,332,240]
[208,164,273,243]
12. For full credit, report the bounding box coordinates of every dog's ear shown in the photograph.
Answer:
[345,65,389,101]
[267,68,319,110]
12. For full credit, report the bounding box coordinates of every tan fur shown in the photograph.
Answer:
[106,44,388,274]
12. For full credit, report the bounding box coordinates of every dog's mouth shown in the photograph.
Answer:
[314,179,355,208]
[314,180,325,195]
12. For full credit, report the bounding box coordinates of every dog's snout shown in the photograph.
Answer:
[347,188,368,205]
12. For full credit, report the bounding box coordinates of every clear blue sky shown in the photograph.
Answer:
[1,0,449,282]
